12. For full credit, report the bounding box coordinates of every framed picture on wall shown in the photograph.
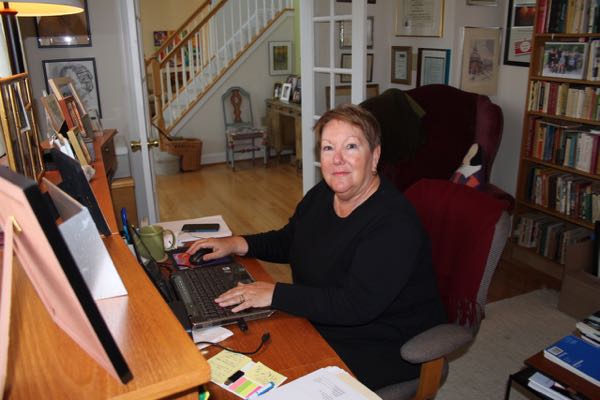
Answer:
[35,0,91,47]
[503,0,535,66]
[417,48,450,86]
[269,41,292,75]
[340,53,374,83]
[338,17,374,49]
[391,46,412,84]
[42,58,102,118]
[395,0,444,37]
[460,27,502,95]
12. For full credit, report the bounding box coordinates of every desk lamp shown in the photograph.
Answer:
[1,0,84,73]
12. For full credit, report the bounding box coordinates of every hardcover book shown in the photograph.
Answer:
[544,335,600,386]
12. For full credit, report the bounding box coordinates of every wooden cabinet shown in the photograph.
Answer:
[511,2,600,279]
[265,99,301,166]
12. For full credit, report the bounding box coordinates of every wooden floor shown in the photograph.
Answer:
[157,159,561,303]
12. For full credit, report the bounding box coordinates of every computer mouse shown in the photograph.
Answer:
[189,248,213,265]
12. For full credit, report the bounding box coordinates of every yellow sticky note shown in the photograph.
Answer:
[245,362,287,386]
[207,350,251,385]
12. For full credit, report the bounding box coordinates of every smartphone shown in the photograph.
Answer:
[181,223,220,232]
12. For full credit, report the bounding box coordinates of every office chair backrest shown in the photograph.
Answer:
[404,179,510,330]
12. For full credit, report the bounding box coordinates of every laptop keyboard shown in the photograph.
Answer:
[170,263,249,320]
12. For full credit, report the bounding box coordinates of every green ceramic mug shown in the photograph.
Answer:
[133,225,175,262]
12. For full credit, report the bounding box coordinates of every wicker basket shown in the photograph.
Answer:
[164,138,203,171]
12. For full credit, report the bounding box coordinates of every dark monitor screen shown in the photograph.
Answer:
[0,166,132,383]
[50,148,111,236]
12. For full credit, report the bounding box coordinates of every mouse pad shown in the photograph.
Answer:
[167,247,234,270]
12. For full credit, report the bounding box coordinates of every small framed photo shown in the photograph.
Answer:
[395,0,444,37]
[269,41,292,75]
[35,0,91,47]
[291,88,301,104]
[273,82,283,98]
[43,57,102,117]
[280,83,292,103]
[338,16,374,49]
[504,0,535,66]
[340,53,374,83]
[460,27,502,95]
[41,93,65,133]
[417,48,450,86]
[391,46,412,84]
[541,42,588,80]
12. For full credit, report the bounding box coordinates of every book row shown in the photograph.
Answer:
[537,0,600,33]
[513,212,593,264]
[528,81,600,121]
[527,166,600,222]
[526,118,600,174]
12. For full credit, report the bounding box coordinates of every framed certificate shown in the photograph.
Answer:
[395,0,444,37]
[391,46,412,84]
[417,48,450,87]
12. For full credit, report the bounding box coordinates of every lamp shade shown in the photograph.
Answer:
[5,0,84,17]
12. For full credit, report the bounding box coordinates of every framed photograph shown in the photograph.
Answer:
[35,0,91,47]
[325,84,380,109]
[66,129,91,165]
[504,0,535,66]
[273,82,283,98]
[391,46,412,84]
[41,93,65,133]
[467,0,497,5]
[541,42,588,79]
[269,41,292,75]
[280,83,292,103]
[417,48,451,86]
[340,53,374,83]
[43,58,102,118]
[338,17,374,49]
[460,27,502,95]
[395,0,444,37]
[0,74,45,180]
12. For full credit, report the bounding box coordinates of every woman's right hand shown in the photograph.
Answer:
[186,235,249,261]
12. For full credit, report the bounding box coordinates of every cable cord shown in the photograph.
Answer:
[197,332,271,355]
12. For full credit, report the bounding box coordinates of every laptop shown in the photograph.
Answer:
[129,226,274,332]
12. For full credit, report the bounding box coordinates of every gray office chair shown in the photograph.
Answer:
[221,86,268,171]
[376,179,511,400]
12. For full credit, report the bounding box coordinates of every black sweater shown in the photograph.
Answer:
[244,178,446,390]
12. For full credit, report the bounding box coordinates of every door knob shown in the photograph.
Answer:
[130,139,160,152]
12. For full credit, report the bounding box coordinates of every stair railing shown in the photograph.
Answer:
[146,0,292,142]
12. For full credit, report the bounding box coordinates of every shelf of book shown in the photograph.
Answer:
[513,0,600,280]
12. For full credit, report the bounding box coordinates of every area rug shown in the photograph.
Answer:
[436,289,576,400]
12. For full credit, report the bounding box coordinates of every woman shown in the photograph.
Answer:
[187,104,446,390]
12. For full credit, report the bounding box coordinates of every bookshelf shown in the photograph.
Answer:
[512,0,600,279]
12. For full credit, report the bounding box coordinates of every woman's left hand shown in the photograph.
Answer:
[215,281,275,313]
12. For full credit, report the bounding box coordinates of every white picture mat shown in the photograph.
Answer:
[44,178,127,300]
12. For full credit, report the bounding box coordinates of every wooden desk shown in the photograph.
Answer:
[5,138,211,399]
[204,257,350,399]
[265,99,302,167]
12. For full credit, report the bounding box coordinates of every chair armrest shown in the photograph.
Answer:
[400,324,474,364]
[479,183,515,213]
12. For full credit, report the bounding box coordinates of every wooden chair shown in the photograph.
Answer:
[376,179,511,400]
[221,86,268,170]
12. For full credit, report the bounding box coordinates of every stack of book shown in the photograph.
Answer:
[544,335,600,387]
[528,371,581,400]
[576,310,600,345]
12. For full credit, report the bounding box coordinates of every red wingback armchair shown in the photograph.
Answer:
[361,84,513,209]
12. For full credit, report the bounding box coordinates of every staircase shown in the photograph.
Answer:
[145,0,293,145]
